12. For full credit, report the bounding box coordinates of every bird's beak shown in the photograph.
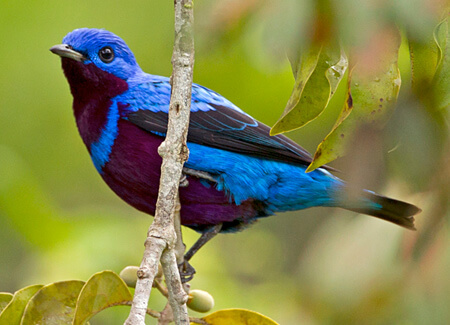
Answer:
[50,44,86,62]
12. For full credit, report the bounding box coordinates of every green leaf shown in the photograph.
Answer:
[271,44,347,135]
[406,13,449,167]
[409,17,448,109]
[72,270,133,325]
[21,281,84,325]
[0,285,43,325]
[0,294,13,314]
[197,308,279,325]
[432,18,449,110]
[307,33,401,172]
[409,37,440,93]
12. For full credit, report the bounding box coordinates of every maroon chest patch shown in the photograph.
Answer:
[61,58,128,147]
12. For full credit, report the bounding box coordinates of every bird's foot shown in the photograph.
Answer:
[182,167,216,183]
[179,174,189,187]
[178,259,196,283]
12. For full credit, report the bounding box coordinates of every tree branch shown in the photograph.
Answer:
[124,0,194,324]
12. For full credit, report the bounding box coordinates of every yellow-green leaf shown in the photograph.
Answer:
[409,36,441,93]
[307,30,401,172]
[271,46,320,134]
[0,293,13,314]
[432,18,449,110]
[271,45,347,135]
[21,281,84,325]
[0,285,43,325]
[195,308,279,325]
[72,270,132,325]
[409,17,448,109]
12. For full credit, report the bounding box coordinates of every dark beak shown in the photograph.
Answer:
[50,44,86,62]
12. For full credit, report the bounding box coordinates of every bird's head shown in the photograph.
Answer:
[51,28,142,96]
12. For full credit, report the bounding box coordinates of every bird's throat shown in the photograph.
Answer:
[61,58,128,148]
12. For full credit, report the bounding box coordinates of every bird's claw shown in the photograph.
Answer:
[178,259,196,283]
[179,174,189,187]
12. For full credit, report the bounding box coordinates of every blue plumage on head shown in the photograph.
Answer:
[62,28,142,80]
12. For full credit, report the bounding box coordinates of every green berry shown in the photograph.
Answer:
[187,289,214,313]
[119,266,139,288]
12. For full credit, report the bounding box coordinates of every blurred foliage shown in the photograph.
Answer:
[199,309,278,325]
[268,1,448,172]
[20,281,84,324]
[0,270,277,324]
[306,28,403,171]
[270,44,348,137]
[0,285,43,325]
[0,272,135,325]
[0,0,449,324]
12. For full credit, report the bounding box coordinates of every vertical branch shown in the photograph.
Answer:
[124,0,194,324]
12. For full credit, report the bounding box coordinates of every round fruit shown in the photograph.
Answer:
[119,266,139,288]
[187,289,215,313]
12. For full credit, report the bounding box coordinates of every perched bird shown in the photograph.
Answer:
[51,28,420,278]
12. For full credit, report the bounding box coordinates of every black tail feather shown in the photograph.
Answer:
[344,192,420,230]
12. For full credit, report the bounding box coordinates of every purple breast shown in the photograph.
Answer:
[101,120,262,230]
[61,58,262,231]
[61,58,128,147]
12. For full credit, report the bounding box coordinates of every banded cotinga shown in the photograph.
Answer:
[51,28,420,279]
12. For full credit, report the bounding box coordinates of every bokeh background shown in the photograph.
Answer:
[0,0,448,324]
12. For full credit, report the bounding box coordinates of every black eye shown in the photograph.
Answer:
[98,46,114,63]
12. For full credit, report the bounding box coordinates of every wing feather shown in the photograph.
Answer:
[122,80,332,169]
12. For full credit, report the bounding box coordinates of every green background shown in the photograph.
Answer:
[0,1,448,324]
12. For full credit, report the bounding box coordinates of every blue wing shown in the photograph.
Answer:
[119,76,326,168]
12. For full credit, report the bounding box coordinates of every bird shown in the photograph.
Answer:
[51,28,420,280]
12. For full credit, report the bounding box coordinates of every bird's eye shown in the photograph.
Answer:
[98,46,114,63]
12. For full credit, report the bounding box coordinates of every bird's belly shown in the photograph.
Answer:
[99,120,261,231]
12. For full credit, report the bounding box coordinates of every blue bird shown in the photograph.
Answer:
[51,28,420,279]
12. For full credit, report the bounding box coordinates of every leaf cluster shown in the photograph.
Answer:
[199,0,449,171]
[0,270,280,325]
[273,13,449,171]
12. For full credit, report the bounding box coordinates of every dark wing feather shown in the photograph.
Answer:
[126,103,334,169]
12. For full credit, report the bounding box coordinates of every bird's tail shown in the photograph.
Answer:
[340,191,420,230]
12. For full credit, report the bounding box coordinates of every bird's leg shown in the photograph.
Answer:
[179,173,189,187]
[179,223,223,283]
[185,223,222,262]
[182,167,216,183]
[178,168,220,282]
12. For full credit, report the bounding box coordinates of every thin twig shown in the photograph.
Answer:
[161,246,189,323]
[125,237,166,324]
[189,317,210,325]
[153,278,169,298]
[124,0,194,324]
[122,301,161,319]
[158,302,174,325]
